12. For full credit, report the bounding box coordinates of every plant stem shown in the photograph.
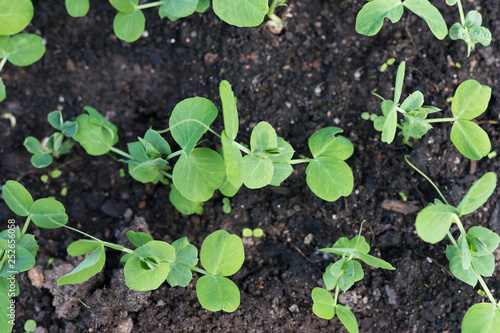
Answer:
[477,274,497,305]
[233,141,251,155]
[425,118,456,124]
[167,150,183,160]
[109,146,134,160]
[333,284,340,306]
[267,0,285,28]
[288,158,313,165]
[136,1,163,10]
[0,57,7,73]
[456,0,466,26]
[453,215,467,237]
[404,156,449,204]
[62,223,134,253]
[191,266,210,275]
[20,216,32,237]
[161,170,172,179]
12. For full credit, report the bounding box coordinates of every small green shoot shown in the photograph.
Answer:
[222,197,232,214]
[47,257,55,267]
[398,191,407,202]
[242,228,263,238]
[487,151,497,159]
[23,319,37,333]
[366,62,492,160]
[380,58,396,72]
[60,187,68,197]
[1,113,16,128]
[406,156,500,333]
[311,225,395,333]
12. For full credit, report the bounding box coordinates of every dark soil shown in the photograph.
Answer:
[1,0,499,332]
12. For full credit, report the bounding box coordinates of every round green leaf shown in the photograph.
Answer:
[0,0,34,36]
[305,156,353,202]
[213,0,269,27]
[355,0,404,36]
[462,302,500,333]
[457,172,497,215]
[471,253,495,277]
[446,245,477,287]
[450,120,491,160]
[0,247,35,278]
[73,111,118,155]
[250,122,277,154]
[29,198,68,229]
[30,153,53,168]
[200,230,244,276]
[171,237,198,267]
[196,0,210,13]
[57,246,105,285]
[196,275,240,312]
[242,154,274,189]
[67,240,103,256]
[5,34,45,67]
[336,304,359,333]
[467,226,500,256]
[124,256,171,291]
[451,80,491,120]
[24,319,37,332]
[2,180,33,217]
[166,263,193,287]
[159,0,198,19]
[113,10,145,43]
[110,0,138,13]
[415,204,459,244]
[403,0,448,40]
[270,162,293,186]
[308,127,353,160]
[169,185,204,215]
[311,287,336,320]
[65,0,90,17]
[134,240,175,263]
[172,148,225,202]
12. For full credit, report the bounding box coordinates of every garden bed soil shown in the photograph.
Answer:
[1,0,499,332]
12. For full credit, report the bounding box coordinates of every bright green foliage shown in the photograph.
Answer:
[2,180,33,217]
[0,277,19,333]
[356,0,447,40]
[0,0,34,35]
[24,319,37,333]
[167,237,198,287]
[73,106,119,155]
[65,0,90,17]
[213,0,269,27]
[0,227,38,277]
[169,186,204,215]
[462,303,500,333]
[3,34,46,67]
[312,231,394,332]
[367,62,492,160]
[159,0,198,21]
[0,79,5,103]
[415,204,460,244]
[457,173,496,215]
[58,246,106,285]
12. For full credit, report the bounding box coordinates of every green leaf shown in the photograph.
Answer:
[355,0,404,36]
[336,304,359,333]
[415,204,459,244]
[242,154,274,189]
[172,148,225,202]
[401,114,432,139]
[2,180,33,217]
[219,177,240,197]
[350,236,370,254]
[306,156,353,202]
[446,245,477,287]
[5,34,45,67]
[308,128,353,160]
[213,0,269,27]
[467,227,500,256]
[0,247,35,278]
[48,111,63,130]
[457,173,496,215]
[169,97,218,155]
[67,240,102,256]
[73,107,118,155]
[134,240,175,263]
[471,253,495,277]
[449,23,469,42]
[110,0,137,13]
[29,198,68,229]
[196,0,210,13]
[18,234,38,257]
[270,137,295,162]
[462,302,500,333]
[446,0,458,5]
[452,80,491,120]
[113,10,146,43]
[126,230,153,248]
[323,258,348,290]
[221,131,244,188]
[159,0,198,20]
[0,0,34,36]
[169,185,204,215]
[403,0,448,40]
[166,263,192,288]
[458,235,471,271]
[470,26,491,47]
[250,122,278,154]
[0,78,5,103]
[57,246,105,285]
[144,129,171,155]
[381,101,397,144]
[450,120,491,160]
[65,0,90,17]
[200,230,244,276]
[167,237,198,287]
[29,153,53,168]
[196,275,240,312]
[270,162,293,186]
[220,80,239,141]
[393,61,406,104]
[400,91,424,112]
[311,287,336,320]
[356,251,395,270]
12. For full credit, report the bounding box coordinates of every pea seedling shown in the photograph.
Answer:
[27,81,355,215]
[0,0,46,103]
[355,0,447,40]
[446,0,491,56]
[66,0,287,42]
[311,227,395,333]
[406,157,500,333]
[1,180,246,321]
[242,228,263,238]
[365,61,492,160]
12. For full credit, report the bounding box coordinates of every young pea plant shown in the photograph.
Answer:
[24,111,78,168]
[0,0,46,103]
[26,81,355,215]
[355,0,448,40]
[66,0,287,43]
[1,180,246,320]
[311,226,395,333]
[406,156,499,333]
[446,0,491,56]
[365,61,492,160]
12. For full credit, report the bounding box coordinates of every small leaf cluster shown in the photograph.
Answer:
[26,81,354,215]
[446,0,491,56]
[0,0,46,103]
[366,61,492,160]
[66,0,285,43]
[311,234,395,333]
[409,160,500,333]
[24,111,78,168]
[1,181,246,313]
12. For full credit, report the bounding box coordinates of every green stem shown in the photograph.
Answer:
[0,57,7,73]
[453,215,467,237]
[288,158,314,165]
[20,216,32,237]
[477,274,497,305]
[333,284,340,306]
[456,0,466,27]
[233,141,251,155]
[109,146,134,160]
[425,118,456,124]
[136,1,163,10]
[191,266,210,275]
[267,0,285,28]
[404,156,449,205]
[446,231,458,247]
[161,170,172,179]
[167,150,183,160]
[62,223,134,253]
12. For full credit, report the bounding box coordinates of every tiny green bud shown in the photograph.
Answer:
[446,97,453,103]
[380,63,388,72]
[40,175,49,182]
[487,151,497,159]
[119,168,126,177]
[386,58,396,65]
[361,112,370,120]
[47,257,55,267]
[24,319,37,333]
[253,228,263,238]
[242,228,253,238]
[60,187,68,197]
[222,197,232,214]
[51,169,62,178]
[455,62,462,68]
